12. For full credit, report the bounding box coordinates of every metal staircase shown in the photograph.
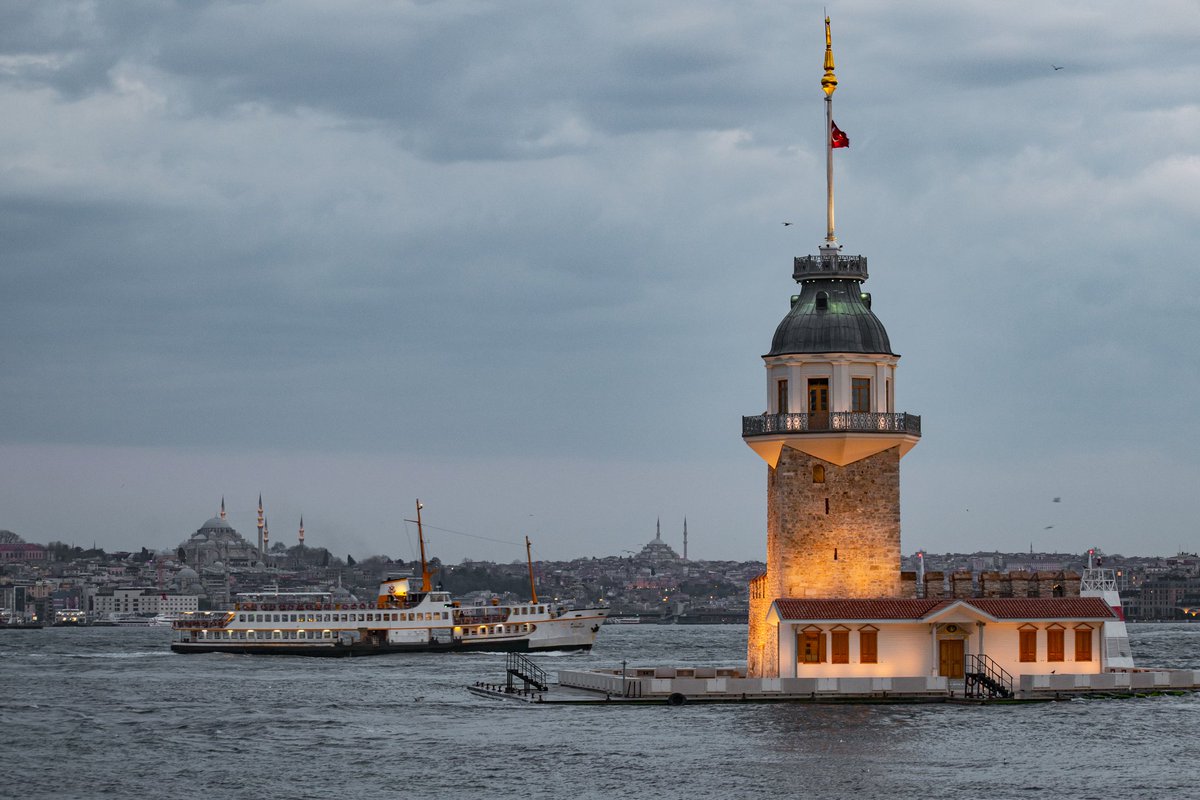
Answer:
[964,654,1014,699]
[505,651,548,693]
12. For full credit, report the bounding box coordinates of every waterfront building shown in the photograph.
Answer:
[743,19,1129,681]
[89,586,199,615]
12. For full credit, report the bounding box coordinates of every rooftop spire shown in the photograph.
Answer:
[821,16,838,97]
[220,496,226,521]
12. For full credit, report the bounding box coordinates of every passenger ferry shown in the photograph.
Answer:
[171,501,608,656]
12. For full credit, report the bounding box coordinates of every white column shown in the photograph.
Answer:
[832,362,850,412]
[779,624,797,678]
[875,362,888,412]
[930,624,939,675]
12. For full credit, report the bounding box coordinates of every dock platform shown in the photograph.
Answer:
[469,663,1200,705]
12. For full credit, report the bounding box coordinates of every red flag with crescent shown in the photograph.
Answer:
[831,121,849,148]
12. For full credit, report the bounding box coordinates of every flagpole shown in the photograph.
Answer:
[826,91,834,244]
[821,16,838,246]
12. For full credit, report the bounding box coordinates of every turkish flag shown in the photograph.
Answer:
[831,121,849,149]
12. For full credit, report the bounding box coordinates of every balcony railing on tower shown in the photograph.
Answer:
[742,412,921,437]
[793,253,868,282]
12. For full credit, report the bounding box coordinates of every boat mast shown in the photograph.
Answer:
[415,499,432,592]
[525,536,539,604]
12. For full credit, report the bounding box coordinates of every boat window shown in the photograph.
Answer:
[441,612,449,620]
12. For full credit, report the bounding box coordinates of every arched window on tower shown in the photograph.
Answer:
[815,292,828,311]
[813,465,825,484]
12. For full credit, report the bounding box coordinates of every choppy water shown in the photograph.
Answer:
[2,623,1198,800]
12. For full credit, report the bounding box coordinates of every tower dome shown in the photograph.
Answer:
[768,274,894,356]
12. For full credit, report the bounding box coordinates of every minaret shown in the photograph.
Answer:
[683,517,688,560]
[298,516,305,547]
[256,494,265,559]
[220,497,226,521]
[743,17,921,678]
[262,516,270,556]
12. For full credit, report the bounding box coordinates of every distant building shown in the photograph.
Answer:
[179,510,260,569]
[0,543,47,563]
[636,520,679,564]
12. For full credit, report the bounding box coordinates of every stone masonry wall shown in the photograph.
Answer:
[746,573,777,678]
[766,445,902,601]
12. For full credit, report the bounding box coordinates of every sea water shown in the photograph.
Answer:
[2,623,1197,799]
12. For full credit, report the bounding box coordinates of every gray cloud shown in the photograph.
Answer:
[1,1,1198,559]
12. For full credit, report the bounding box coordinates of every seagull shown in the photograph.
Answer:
[1044,525,1054,530]
[782,222,793,226]
[1051,64,1064,71]
[1052,497,1061,503]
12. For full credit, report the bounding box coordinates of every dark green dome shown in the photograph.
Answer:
[767,278,894,356]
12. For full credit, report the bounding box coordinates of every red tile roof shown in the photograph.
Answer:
[773,598,952,620]
[963,597,1115,620]
[772,596,1115,621]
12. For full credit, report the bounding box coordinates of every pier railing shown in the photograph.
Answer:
[964,654,1014,699]
[742,412,921,437]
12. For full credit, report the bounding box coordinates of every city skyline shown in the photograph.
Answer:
[2,2,1198,562]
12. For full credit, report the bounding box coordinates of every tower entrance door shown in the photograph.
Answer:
[808,378,829,429]
[938,639,965,679]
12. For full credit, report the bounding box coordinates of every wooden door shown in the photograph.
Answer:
[808,378,829,429]
[938,639,964,678]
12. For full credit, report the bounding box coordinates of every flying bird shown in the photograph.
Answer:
[783,222,793,226]
[1051,64,1064,70]
[1044,525,1054,530]
[1052,497,1061,503]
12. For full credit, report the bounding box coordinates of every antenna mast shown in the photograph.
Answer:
[415,499,432,592]
[525,536,539,604]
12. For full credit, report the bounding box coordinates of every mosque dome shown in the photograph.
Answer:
[768,279,894,356]
[177,565,199,581]
[199,517,234,531]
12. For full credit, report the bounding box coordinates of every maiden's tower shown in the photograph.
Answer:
[744,18,921,677]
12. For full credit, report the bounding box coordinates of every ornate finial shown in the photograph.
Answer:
[821,16,838,97]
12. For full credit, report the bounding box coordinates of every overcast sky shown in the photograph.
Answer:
[2,1,1198,563]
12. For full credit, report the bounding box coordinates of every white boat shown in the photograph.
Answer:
[109,614,157,627]
[170,500,608,657]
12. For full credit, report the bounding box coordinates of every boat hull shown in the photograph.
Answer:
[170,638,594,657]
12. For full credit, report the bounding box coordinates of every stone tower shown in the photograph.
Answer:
[744,18,921,677]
